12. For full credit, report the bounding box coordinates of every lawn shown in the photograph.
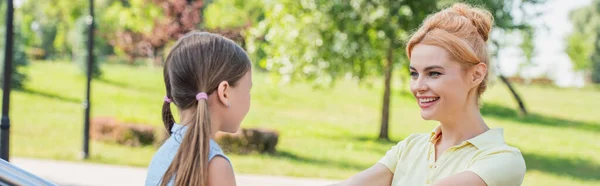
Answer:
[6,61,600,186]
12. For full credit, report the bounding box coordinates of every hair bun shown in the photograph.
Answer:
[452,3,493,41]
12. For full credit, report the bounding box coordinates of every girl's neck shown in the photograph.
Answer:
[179,109,221,140]
[210,129,218,140]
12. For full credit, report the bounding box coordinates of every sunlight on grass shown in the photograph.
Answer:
[5,61,600,186]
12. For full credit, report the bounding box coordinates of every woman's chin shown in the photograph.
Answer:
[420,110,437,121]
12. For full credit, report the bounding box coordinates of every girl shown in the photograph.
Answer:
[333,3,525,186]
[145,31,252,186]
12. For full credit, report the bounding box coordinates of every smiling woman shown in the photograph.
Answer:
[331,3,526,186]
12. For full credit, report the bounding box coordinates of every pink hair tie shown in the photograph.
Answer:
[164,96,172,103]
[196,92,208,100]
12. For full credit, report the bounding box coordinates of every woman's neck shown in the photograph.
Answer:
[438,106,489,146]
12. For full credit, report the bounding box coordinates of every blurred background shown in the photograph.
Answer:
[0,0,598,185]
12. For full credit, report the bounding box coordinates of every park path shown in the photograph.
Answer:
[11,157,339,186]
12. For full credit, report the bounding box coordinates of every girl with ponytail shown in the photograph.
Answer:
[146,31,252,186]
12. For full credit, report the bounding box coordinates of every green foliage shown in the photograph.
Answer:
[565,0,600,83]
[100,0,162,36]
[566,32,593,70]
[39,0,85,57]
[515,29,539,78]
[247,0,545,139]
[17,0,117,59]
[69,16,102,78]
[520,29,535,66]
[204,0,265,29]
[248,0,545,86]
[247,0,344,86]
[100,0,206,63]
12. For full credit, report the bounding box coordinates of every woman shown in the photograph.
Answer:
[333,3,526,186]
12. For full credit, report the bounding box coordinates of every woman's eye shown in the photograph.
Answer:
[430,72,442,77]
[410,72,418,78]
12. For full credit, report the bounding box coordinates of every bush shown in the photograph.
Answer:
[153,129,170,148]
[215,128,279,154]
[113,123,156,147]
[90,117,158,147]
[25,48,46,60]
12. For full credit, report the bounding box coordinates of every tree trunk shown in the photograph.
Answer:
[153,46,164,67]
[498,75,528,116]
[379,43,394,141]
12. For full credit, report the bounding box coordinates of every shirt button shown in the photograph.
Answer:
[428,164,433,168]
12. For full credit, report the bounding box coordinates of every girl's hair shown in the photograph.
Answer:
[160,31,251,186]
[406,3,494,98]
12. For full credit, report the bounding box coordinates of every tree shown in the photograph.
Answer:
[248,0,439,140]
[250,0,544,140]
[462,0,544,117]
[499,29,536,116]
[592,31,600,83]
[204,0,266,47]
[204,0,264,30]
[100,0,206,65]
[566,32,593,71]
[22,0,86,58]
[70,16,102,78]
[566,0,600,83]
[18,0,115,60]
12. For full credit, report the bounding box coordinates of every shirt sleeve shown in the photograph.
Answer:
[467,148,526,186]
[377,136,411,173]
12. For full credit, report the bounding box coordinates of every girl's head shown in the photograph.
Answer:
[406,3,492,121]
[161,31,252,186]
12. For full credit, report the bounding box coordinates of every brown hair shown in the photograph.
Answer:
[406,3,493,97]
[160,31,251,186]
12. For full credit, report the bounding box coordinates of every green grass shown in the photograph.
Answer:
[6,61,600,186]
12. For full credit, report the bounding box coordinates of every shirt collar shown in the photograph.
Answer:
[429,125,505,149]
[171,123,187,134]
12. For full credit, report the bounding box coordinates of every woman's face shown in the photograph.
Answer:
[409,44,479,121]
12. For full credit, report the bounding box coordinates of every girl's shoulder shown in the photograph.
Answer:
[208,139,231,163]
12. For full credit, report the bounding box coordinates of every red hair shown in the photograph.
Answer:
[406,3,493,96]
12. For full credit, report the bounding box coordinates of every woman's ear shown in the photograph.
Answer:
[470,63,487,88]
[216,81,230,108]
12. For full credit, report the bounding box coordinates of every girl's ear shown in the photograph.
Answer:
[216,81,230,107]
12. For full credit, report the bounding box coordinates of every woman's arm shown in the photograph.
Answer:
[434,148,526,186]
[431,171,486,186]
[208,156,236,186]
[328,163,393,186]
[330,135,416,186]
[330,134,418,186]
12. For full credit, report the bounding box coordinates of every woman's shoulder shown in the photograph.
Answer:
[384,132,433,151]
[479,143,523,153]
[399,132,434,145]
[469,128,525,162]
[466,144,526,186]
[472,143,525,164]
